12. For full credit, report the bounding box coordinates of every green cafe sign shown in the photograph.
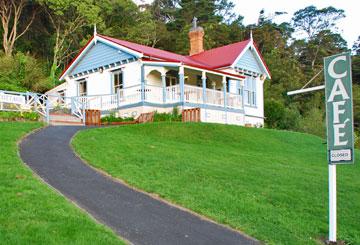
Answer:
[324,52,354,164]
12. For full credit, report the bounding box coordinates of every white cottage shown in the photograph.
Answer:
[47,22,271,126]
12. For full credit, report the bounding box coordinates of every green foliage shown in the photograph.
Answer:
[0,52,51,93]
[264,100,300,130]
[72,123,360,244]
[101,113,134,123]
[153,107,182,122]
[0,111,41,121]
[298,107,326,138]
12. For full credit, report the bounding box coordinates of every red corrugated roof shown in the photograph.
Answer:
[98,34,209,68]
[189,40,251,68]
[61,34,269,80]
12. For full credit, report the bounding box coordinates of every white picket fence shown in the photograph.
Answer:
[0,85,243,124]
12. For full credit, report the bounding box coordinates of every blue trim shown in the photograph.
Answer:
[179,73,184,102]
[100,101,244,114]
[162,75,166,103]
[223,81,227,108]
[143,63,180,67]
[70,41,136,76]
[245,114,264,119]
[141,65,145,102]
[110,71,114,94]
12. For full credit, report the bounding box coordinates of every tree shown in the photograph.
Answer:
[353,36,360,55]
[37,0,101,83]
[292,6,345,40]
[0,0,36,56]
[100,0,161,47]
[291,6,346,70]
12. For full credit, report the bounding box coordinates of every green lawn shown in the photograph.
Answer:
[72,123,360,245]
[0,122,124,244]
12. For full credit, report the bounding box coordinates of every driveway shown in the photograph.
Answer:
[20,126,258,245]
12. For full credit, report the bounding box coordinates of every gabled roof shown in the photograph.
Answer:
[60,34,270,80]
[189,40,251,69]
[98,34,209,68]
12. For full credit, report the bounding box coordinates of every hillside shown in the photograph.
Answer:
[72,123,360,244]
[0,122,123,244]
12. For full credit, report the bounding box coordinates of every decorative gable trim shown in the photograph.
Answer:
[59,35,143,80]
[231,42,271,79]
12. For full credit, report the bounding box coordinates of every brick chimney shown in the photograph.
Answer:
[189,17,204,56]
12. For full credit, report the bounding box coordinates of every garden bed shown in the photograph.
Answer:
[0,111,41,122]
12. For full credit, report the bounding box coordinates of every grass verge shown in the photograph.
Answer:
[72,123,360,245]
[0,122,124,244]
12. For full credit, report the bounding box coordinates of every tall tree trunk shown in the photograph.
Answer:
[0,0,35,56]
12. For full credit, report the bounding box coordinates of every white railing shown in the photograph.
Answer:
[227,93,242,109]
[144,84,163,103]
[119,85,142,105]
[205,88,224,107]
[166,85,180,103]
[74,85,142,110]
[184,84,203,104]
[1,83,244,123]
[0,90,48,116]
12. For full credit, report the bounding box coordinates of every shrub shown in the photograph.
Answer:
[0,52,51,93]
[153,107,182,122]
[297,108,326,138]
[264,100,300,130]
[0,111,40,121]
[101,113,134,123]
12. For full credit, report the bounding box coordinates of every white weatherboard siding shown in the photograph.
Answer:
[200,108,244,126]
[63,60,142,97]
[235,48,263,74]
[244,76,264,126]
[123,61,142,87]
[87,71,112,96]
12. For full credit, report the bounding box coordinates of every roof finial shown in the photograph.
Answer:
[94,24,97,36]
[192,17,198,29]
[250,29,253,41]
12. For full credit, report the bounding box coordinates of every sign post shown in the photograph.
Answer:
[324,52,354,243]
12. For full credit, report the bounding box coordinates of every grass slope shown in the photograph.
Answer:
[72,123,360,245]
[0,122,123,244]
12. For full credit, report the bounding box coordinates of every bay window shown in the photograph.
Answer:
[244,76,256,106]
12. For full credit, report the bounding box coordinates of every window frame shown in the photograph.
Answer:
[77,78,87,96]
[112,69,124,93]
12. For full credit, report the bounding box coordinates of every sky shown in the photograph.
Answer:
[133,0,359,48]
[232,0,359,48]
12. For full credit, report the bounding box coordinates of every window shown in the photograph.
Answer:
[78,79,87,96]
[244,76,256,106]
[166,76,177,86]
[113,70,123,93]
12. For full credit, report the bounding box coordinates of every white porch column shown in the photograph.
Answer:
[161,72,166,103]
[179,66,185,103]
[202,71,206,104]
[141,64,145,102]
[222,76,227,108]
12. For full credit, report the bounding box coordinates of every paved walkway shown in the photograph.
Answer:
[20,126,258,245]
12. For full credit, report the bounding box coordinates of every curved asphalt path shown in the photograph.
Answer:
[19,126,258,245]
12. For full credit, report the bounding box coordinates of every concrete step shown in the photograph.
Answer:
[49,113,84,126]
[49,120,84,126]
[49,113,82,123]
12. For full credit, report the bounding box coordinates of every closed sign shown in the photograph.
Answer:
[324,52,354,164]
